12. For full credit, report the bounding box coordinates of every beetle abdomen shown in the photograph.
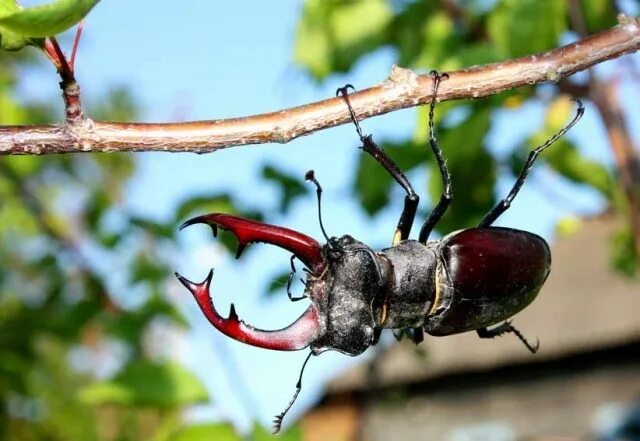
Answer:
[425,227,551,336]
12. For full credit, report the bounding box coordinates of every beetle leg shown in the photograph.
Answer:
[175,269,321,351]
[477,321,540,354]
[286,255,306,302]
[272,351,314,434]
[479,99,585,227]
[411,327,424,344]
[419,70,453,243]
[336,84,419,245]
[371,328,382,345]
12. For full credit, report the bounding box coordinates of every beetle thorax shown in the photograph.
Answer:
[308,235,389,356]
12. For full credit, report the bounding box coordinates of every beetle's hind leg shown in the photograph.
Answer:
[477,321,540,354]
[391,327,424,344]
[478,100,585,227]
[337,85,419,245]
[418,70,453,243]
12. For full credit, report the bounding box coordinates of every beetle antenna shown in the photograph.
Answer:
[272,351,314,434]
[305,170,331,243]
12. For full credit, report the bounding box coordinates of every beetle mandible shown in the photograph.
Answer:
[176,72,584,432]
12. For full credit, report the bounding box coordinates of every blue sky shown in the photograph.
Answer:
[19,0,639,433]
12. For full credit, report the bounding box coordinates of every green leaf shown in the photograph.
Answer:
[79,360,208,408]
[130,216,175,239]
[537,138,613,199]
[262,165,308,215]
[0,0,20,16]
[170,424,241,441]
[174,194,236,225]
[294,0,392,79]
[610,226,640,278]
[353,139,424,217]
[487,0,566,58]
[0,25,29,51]
[265,270,290,298]
[426,105,495,233]
[0,0,99,38]
[130,254,170,285]
[581,0,617,34]
[531,98,614,200]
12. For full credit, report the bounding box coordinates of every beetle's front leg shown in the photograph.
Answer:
[336,85,419,245]
[418,70,453,243]
[477,321,539,354]
[286,255,306,302]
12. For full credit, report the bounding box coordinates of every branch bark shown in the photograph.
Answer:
[0,14,639,156]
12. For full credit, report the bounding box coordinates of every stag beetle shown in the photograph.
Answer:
[176,72,584,432]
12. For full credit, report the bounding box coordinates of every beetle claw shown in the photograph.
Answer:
[175,267,321,351]
[179,213,325,273]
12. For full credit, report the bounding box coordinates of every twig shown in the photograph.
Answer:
[0,15,638,156]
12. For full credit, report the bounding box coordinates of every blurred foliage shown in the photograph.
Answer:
[0,44,289,441]
[292,0,638,276]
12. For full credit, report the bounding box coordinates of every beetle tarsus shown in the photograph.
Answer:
[477,321,540,354]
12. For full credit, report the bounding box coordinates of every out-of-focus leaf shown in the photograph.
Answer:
[78,360,208,407]
[262,165,308,215]
[0,0,99,38]
[265,270,290,298]
[487,0,566,58]
[581,0,617,34]
[387,0,439,67]
[89,86,138,122]
[426,105,495,233]
[354,153,393,216]
[412,11,456,69]
[555,216,582,238]
[174,194,236,225]
[130,216,175,239]
[0,90,27,121]
[294,0,392,79]
[610,226,640,278]
[83,188,110,230]
[532,99,614,199]
[353,139,424,216]
[252,422,302,441]
[0,0,19,16]
[170,424,240,441]
[106,293,188,345]
[130,254,169,285]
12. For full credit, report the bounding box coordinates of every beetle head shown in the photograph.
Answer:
[176,214,389,356]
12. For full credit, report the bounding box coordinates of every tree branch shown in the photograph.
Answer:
[0,14,638,156]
